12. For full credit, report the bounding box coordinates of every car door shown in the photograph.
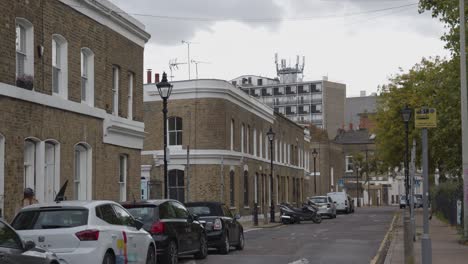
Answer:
[112,204,147,263]
[222,206,237,244]
[0,221,39,264]
[95,204,126,263]
[171,201,196,252]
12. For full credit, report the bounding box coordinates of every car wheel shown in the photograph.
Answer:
[218,231,230,254]
[146,245,156,264]
[194,234,208,259]
[235,231,244,250]
[102,251,115,264]
[160,241,178,264]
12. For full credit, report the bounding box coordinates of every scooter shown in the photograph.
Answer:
[279,202,322,224]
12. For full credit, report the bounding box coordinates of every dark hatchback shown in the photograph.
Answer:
[185,202,244,254]
[121,199,207,264]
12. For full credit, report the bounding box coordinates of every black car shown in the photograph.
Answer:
[185,202,244,254]
[121,199,207,264]
[0,219,61,264]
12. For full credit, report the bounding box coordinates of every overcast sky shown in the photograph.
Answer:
[110,0,448,97]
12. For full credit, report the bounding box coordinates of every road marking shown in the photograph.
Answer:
[288,258,310,264]
[244,228,261,233]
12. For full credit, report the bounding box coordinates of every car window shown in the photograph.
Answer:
[12,209,88,230]
[159,202,177,219]
[112,205,136,227]
[0,222,22,249]
[310,197,328,203]
[328,197,333,203]
[125,206,157,226]
[96,204,120,225]
[171,202,189,219]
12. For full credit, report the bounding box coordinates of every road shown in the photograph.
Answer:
[179,207,397,264]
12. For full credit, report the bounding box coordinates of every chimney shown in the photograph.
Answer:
[146,69,152,84]
[349,123,353,131]
[360,90,366,97]
[155,73,160,83]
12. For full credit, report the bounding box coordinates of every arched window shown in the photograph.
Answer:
[243,170,249,207]
[74,143,92,200]
[44,140,60,202]
[168,169,184,202]
[168,117,183,146]
[16,18,34,83]
[81,48,94,106]
[0,134,4,217]
[229,170,235,207]
[52,34,68,98]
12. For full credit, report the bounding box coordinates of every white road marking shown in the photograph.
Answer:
[244,228,261,233]
[288,258,310,264]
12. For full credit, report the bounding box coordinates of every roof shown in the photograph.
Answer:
[345,96,377,128]
[334,129,375,145]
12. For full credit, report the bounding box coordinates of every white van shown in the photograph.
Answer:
[327,192,350,214]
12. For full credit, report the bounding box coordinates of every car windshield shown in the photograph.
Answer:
[186,204,222,217]
[12,209,88,230]
[125,206,157,226]
[310,197,328,203]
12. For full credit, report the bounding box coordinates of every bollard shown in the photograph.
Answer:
[270,201,275,223]
[253,203,259,226]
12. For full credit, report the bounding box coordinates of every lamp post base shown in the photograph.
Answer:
[403,210,414,263]
[421,234,432,264]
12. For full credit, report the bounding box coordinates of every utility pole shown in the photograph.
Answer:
[459,0,468,241]
[410,139,416,241]
[421,128,432,263]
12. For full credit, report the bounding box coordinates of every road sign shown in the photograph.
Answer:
[415,108,437,128]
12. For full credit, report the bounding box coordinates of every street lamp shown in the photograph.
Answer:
[401,104,413,262]
[267,127,275,222]
[312,148,318,195]
[401,105,412,206]
[156,72,173,199]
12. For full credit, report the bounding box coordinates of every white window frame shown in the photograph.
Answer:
[230,119,234,151]
[127,72,134,120]
[254,173,258,204]
[346,156,354,172]
[24,139,40,197]
[74,143,92,200]
[44,140,60,203]
[253,128,257,156]
[52,35,68,98]
[167,117,183,146]
[246,126,250,154]
[15,18,34,82]
[241,124,245,153]
[119,154,128,202]
[112,66,119,116]
[81,48,94,106]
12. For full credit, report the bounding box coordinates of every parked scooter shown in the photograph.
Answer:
[279,202,322,224]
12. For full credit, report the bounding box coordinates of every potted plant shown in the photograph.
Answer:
[16,74,34,90]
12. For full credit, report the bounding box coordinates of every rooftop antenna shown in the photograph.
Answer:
[169,58,187,81]
[190,59,211,79]
[181,40,199,80]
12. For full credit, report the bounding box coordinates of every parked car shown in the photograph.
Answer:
[11,200,156,264]
[185,202,244,254]
[400,195,407,208]
[121,199,208,264]
[0,219,64,264]
[347,195,355,213]
[307,196,336,218]
[327,192,351,214]
[415,194,423,208]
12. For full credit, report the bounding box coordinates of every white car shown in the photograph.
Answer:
[11,200,156,264]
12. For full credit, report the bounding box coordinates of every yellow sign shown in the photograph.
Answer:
[415,108,437,128]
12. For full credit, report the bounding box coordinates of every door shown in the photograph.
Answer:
[112,204,146,263]
[95,204,125,262]
[170,201,195,252]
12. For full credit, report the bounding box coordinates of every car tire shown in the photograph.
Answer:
[194,234,208,259]
[235,231,244,250]
[160,241,178,264]
[219,231,230,254]
[102,251,115,264]
[146,245,157,264]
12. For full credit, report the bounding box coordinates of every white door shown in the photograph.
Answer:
[44,142,59,202]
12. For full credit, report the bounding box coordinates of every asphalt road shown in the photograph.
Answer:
[179,206,397,264]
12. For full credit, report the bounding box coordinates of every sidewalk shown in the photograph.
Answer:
[239,213,283,230]
[385,209,468,264]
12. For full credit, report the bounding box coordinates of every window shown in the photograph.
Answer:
[74,144,92,200]
[81,48,94,106]
[253,128,257,156]
[159,202,177,219]
[257,79,263,86]
[112,205,135,226]
[24,139,38,194]
[259,132,263,158]
[171,201,189,219]
[264,136,268,160]
[96,204,120,225]
[168,169,184,202]
[230,171,235,207]
[44,141,60,203]
[230,119,235,151]
[0,221,22,249]
[274,140,278,162]
[15,18,34,83]
[52,35,68,98]
[255,173,259,204]
[112,66,119,115]
[247,125,250,154]
[168,117,183,146]
[243,171,249,207]
[128,73,134,119]
[119,155,127,202]
[231,81,237,86]
[241,124,245,153]
[346,156,354,172]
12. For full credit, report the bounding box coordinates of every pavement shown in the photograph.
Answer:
[179,206,396,264]
[384,208,468,264]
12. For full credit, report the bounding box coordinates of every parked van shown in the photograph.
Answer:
[327,192,350,214]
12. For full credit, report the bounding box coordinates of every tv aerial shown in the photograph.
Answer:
[169,58,187,81]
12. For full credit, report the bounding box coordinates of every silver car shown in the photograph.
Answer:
[308,196,337,219]
[0,219,63,264]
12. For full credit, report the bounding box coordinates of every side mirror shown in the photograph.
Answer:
[193,214,200,221]
[23,240,36,251]
[187,214,194,223]
[234,214,241,220]
[134,220,144,230]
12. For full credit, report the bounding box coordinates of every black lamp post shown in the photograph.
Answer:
[156,72,173,199]
[401,105,412,207]
[312,148,318,195]
[267,127,276,222]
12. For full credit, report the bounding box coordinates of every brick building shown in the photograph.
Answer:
[0,0,150,220]
[142,78,324,216]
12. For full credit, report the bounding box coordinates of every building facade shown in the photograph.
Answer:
[142,79,325,216]
[0,0,150,220]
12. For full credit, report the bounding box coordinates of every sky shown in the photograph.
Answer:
[109,0,449,97]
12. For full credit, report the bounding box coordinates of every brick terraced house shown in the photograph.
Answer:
[142,78,324,216]
[0,0,150,220]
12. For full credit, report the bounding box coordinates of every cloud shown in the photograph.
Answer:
[109,0,284,45]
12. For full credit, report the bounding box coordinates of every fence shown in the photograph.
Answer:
[431,180,463,226]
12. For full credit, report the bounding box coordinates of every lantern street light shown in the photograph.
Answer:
[267,127,276,222]
[401,105,412,206]
[156,72,173,199]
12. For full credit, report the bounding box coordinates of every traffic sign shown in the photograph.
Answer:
[415,108,437,128]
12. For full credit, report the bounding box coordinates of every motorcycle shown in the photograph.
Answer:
[279,202,322,224]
